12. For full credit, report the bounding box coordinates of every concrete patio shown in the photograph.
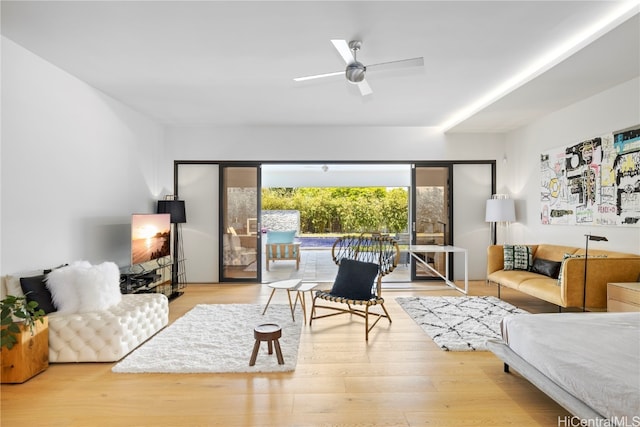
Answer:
[261,247,413,286]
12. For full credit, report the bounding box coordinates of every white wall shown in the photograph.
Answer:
[1,37,167,273]
[165,126,506,164]
[505,77,640,254]
[453,163,493,280]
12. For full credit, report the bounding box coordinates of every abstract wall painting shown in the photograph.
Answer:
[540,125,640,227]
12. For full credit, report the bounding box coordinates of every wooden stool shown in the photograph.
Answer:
[249,323,284,366]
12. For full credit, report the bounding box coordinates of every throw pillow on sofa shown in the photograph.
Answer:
[19,274,57,314]
[503,245,533,271]
[46,261,122,314]
[530,258,562,279]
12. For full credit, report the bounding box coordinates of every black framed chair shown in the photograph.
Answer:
[309,234,400,341]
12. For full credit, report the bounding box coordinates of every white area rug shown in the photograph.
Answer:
[396,296,528,351]
[112,304,302,373]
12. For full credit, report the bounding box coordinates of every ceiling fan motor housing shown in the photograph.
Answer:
[346,62,366,83]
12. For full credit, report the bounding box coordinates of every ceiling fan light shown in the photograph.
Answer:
[345,62,366,83]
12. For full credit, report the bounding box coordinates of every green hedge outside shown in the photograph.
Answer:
[262,187,409,234]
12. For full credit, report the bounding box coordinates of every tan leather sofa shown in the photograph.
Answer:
[487,244,640,310]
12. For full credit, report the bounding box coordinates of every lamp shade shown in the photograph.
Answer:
[157,200,186,224]
[586,234,608,242]
[485,199,515,222]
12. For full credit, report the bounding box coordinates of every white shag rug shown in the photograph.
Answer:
[396,296,528,351]
[112,304,302,373]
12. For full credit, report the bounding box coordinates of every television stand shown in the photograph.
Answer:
[120,262,181,299]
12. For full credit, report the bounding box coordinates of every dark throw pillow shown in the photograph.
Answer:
[530,258,562,279]
[330,259,379,300]
[20,275,57,314]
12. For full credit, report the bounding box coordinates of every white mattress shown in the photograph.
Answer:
[501,312,640,420]
[48,293,169,362]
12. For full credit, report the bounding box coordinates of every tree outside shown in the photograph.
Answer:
[262,187,409,234]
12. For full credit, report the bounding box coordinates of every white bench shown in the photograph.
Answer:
[48,293,168,363]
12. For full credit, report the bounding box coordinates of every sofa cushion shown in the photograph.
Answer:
[518,278,565,306]
[488,269,542,289]
[3,275,25,298]
[530,258,562,279]
[229,235,243,250]
[267,230,296,244]
[2,269,50,299]
[503,245,533,271]
[533,245,579,262]
[330,259,378,300]
[19,274,57,314]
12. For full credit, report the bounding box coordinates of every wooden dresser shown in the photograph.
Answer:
[607,282,640,312]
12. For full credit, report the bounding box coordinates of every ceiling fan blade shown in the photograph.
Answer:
[367,57,425,72]
[293,70,343,82]
[331,39,354,64]
[358,79,373,96]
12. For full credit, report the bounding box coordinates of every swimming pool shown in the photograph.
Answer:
[297,236,338,248]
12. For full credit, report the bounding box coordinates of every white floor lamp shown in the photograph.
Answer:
[485,195,516,245]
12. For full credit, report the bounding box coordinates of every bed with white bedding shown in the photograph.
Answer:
[487,312,639,422]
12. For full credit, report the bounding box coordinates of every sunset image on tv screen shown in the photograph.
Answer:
[131,214,171,265]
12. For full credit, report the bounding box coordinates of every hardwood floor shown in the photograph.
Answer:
[1,281,570,426]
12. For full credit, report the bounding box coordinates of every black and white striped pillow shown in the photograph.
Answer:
[503,245,533,271]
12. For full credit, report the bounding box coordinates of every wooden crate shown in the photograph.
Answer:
[1,317,49,384]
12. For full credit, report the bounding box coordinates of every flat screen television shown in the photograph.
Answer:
[131,213,171,266]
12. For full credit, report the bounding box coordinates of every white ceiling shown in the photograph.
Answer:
[2,1,639,132]
[262,163,411,187]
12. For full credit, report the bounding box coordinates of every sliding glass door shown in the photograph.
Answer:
[221,164,261,282]
[177,163,220,283]
[176,160,493,283]
[411,165,451,280]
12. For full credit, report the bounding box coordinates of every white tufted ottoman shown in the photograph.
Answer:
[48,293,169,363]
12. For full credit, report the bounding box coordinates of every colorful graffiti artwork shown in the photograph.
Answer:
[540,125,640,226]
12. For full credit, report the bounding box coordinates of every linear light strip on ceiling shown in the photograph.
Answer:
[438,0,640,132]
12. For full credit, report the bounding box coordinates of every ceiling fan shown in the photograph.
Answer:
[293,40,424,96]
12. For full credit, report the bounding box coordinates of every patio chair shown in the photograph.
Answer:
[265,230,300,271]
[222,233,256,266]
[309,234,400,341]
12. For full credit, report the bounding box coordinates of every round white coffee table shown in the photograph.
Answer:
[262,279,301,321]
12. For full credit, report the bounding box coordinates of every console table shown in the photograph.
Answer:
[408,245,469,294]
[120,262,181,299]
[607,282,640,312]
